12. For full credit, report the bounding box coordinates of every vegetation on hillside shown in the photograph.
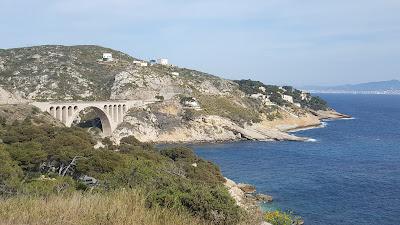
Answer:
[234,79,329,110]
[264,211,304,225]
[196,95,262,125]
[0,113,246,224]
[282,86,328,111]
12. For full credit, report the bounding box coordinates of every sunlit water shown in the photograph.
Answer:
[193,94,400,225]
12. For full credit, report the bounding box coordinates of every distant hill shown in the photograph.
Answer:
[301,80,400,94]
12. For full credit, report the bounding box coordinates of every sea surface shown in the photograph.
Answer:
[193,94,400,225]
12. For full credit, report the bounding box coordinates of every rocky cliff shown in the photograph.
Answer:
[0,45,348,143]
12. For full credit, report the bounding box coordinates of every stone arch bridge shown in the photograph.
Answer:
[31,100,151,136]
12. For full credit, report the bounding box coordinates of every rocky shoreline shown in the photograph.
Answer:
[225,177,305,225]
[113,101,351,144]
[224,178,273,210]
[224,178,270,225]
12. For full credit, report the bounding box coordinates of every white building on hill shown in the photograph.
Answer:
[182,97,201,110]
[171,72,179,76]
[282,94,294,103]
[133,60,148,67]
[301,91,310,101]
[157,58,169,65]
[102,53,113,61]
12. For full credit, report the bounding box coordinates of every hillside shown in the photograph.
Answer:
[0,45,348,143]
[0,45,231,102]
[0,109,261,225]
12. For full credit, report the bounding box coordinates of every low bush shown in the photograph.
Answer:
[161,146,197,161]
[264,211,293,225]
[21,176,76,196]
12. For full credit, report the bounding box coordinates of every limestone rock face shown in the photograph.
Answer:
[0,45,133,101]
[111,98,322,143]
[255,194,273,202]
[237,183,257,194]
[0,87,27,104]
[110,67,185,101]
[224,177,273,214]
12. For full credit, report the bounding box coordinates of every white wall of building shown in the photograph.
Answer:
[282,94,294,103]
[157,58,169,65]
[102,53,113,61]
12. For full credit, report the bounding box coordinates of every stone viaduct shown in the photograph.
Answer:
[31,100,151,136]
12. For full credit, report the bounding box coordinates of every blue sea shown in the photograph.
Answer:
[193,94,400,225]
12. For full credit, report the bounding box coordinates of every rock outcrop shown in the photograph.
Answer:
[224,178,273,211]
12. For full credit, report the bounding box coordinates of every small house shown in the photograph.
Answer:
[258,86,266,93]
[182,97,201,110]
[301,92,310,101]
[133,60,148,67]
[102,53,113,61]
[282,94,294,103]
[250,93,266,100]
[157,58,169,65]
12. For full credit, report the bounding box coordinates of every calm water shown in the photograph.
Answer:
[193,94,400,225]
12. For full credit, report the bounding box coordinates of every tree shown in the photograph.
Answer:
[160,146,197,161]
[5,142,47,172]
[0,146,23,194]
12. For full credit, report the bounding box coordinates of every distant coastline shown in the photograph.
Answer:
[301,79,400,95]
[307,90,400,95]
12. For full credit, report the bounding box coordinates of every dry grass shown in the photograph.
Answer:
[0,189,208,225]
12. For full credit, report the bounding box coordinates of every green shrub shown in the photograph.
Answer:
[22,176,76,196]
[234,79,329,110]
[0,146,23,194]
[305,95,328,111]
[76,150,129,177]
[5,142,47,172]
[0,120,245,225]
[155,95,165,101]
[120,135,142,146]
[161,146,197,161]
[264,211,293,225]
[147,181,243,225]
[119,135,155,153]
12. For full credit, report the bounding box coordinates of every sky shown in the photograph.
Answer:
[1,0,399,86]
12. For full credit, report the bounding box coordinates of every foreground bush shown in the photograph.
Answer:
[264,211,294,225]
[264,211,292,225]
[0,119,245,224]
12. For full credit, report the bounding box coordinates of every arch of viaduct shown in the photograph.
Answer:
[31,100,150,136]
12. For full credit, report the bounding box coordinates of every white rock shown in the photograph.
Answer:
[224,177,237,188]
